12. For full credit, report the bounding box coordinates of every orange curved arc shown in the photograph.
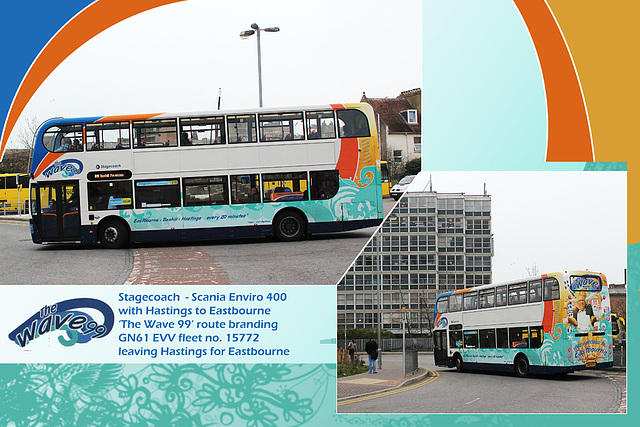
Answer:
[0,0,185,160]
[514,0,593,162]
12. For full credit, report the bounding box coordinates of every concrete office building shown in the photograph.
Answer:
[337,189,492,334]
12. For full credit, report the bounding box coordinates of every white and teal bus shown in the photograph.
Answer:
[29,103,383,248]
[433,271,614,377]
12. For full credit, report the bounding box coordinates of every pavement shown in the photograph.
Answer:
[0,213,29,222]
[337,352,431,401]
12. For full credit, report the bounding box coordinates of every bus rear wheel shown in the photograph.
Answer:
[99,219,129,249]
[514,355,530,378]
[273,211,305,242]
[454,354,464,372]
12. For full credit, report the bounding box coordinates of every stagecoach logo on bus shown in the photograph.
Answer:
[8,298,114,348]
[95,164,122,170]
[42,159,83,178]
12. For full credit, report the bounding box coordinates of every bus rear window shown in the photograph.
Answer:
[337,109,370,138]
[570,275,602,291]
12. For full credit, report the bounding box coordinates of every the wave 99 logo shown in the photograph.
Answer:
[8,298,114,348]
[42,159,83,178]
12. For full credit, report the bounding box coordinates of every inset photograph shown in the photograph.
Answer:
[337,170,627,414]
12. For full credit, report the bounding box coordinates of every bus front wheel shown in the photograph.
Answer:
[454,354,464,372]
[514,355,530,378]
[99,219,129,249]
[273,211,305,242]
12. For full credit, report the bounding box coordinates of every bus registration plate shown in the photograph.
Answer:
[586,362,596,367]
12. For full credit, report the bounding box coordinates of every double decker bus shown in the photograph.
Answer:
[433,271,613,377]
[28,103,383,248]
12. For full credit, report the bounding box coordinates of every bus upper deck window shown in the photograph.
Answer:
[133,119,178,148]
[529,280,542,302]
[228,115,257,144]
[463,291,477,310]
[449,293,462,312]
[43,124,83,153]
[306,111,336,139]
[543,278,560,301]
[337,109,370,138]
[436,296,448,314]
[86,122,131,150]
[259,112,304,142]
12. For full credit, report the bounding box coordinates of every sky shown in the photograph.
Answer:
[408,171,627,284]
[6,0,422,146]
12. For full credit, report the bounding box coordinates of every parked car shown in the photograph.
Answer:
[390,175,416,200]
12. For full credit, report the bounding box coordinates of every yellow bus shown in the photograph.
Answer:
[380,161,390,197]
[0,173,29,213]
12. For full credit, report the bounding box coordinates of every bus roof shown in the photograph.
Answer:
[37,103,373,128]
[440,270,606,297]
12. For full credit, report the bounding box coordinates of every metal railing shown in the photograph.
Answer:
[337,337,433,353]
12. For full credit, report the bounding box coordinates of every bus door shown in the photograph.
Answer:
[34,181,81,242]
[434,330,448,366]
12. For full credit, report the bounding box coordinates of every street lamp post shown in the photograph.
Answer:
[240,23,280,108]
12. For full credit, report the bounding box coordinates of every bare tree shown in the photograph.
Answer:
[526,264,539,277]
[10,116,39,173]
[14,116,40,150]
[385,148,405,182]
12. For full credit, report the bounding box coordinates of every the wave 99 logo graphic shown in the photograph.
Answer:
[8,298,114,348]
[42,159,83,178]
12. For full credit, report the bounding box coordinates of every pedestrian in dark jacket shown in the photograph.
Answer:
[365,338,378,373]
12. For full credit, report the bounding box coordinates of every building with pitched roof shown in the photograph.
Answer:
[361,89,421,164]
